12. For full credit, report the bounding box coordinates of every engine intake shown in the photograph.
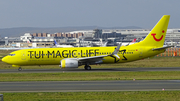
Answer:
[60,59,78,68]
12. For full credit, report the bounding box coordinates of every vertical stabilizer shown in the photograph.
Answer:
[54,40,58,47]
[138,15,170,47]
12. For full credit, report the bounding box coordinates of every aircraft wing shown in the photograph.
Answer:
[152,45,174,51]
[78,43,122,63]
[78,55,108,63]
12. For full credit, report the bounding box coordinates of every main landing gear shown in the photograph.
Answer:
[18,67,22,71]
[84,65,91,70]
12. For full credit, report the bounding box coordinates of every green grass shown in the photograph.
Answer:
[1,91,180,101]
[0,71,180,81]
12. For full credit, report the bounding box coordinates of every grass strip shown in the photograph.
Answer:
[1,91,180,101]
[0,71,180,81]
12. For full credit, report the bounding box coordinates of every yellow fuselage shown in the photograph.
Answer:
[2,44,164,66]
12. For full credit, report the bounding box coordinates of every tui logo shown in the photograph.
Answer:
[151,30,164,42]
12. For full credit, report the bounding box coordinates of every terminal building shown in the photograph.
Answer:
[1,28,180,47]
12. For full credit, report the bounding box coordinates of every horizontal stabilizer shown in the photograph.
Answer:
[152,45,174,51]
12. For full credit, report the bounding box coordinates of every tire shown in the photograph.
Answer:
[18,67,22,71]
[86,66,91,70]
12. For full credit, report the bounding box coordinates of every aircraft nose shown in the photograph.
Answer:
[2,56,8,63]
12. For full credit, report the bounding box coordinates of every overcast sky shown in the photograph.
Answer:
[0,0,179,29]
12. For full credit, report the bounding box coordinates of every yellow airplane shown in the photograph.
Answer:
[2,15,172,71]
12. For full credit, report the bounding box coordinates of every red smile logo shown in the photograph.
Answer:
[151,30,164,42]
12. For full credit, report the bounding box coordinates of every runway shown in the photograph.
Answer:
[1,68,180,92]
[0,80,180,92]
[0,67,180,73]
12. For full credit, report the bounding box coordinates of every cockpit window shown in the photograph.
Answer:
[9,54,16,56]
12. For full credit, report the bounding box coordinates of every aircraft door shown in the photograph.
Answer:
[21,51,26,60]
[139,48,143,57]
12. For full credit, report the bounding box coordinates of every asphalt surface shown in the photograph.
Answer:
[0,80,180,92]
[0,67,180,73]
[1,68,180,92]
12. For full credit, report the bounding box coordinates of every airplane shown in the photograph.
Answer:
[101,42,108,47]
[27,39,32,43]
[103,38,136,47]
[54,40,74,47]
[2,15,173,71]
[120,38,137,46]
[131,38,136,43]
[0,39,32,50]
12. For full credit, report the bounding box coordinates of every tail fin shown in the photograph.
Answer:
[138,15,170,47]
[131,38,136,43]
[54,40,58,46]
[27,39,32,43]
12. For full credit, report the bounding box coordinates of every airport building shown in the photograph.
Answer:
[1,28,180,47]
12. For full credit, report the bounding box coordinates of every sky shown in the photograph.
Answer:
[0,0,180,29]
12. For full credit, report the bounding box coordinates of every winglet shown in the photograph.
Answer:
[103,42,108,47]
[111,43,121,59]
[112,43,121,54]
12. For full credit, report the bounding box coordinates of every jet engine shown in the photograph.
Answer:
[60,59,78,68]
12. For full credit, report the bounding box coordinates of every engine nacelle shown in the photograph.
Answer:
[60,59,78,68]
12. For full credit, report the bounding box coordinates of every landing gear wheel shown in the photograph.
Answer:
[86,66,91,70]
[84,65,91,70]
[18,67,22,71]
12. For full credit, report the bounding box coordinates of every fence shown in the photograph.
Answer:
[156,48,180,57]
